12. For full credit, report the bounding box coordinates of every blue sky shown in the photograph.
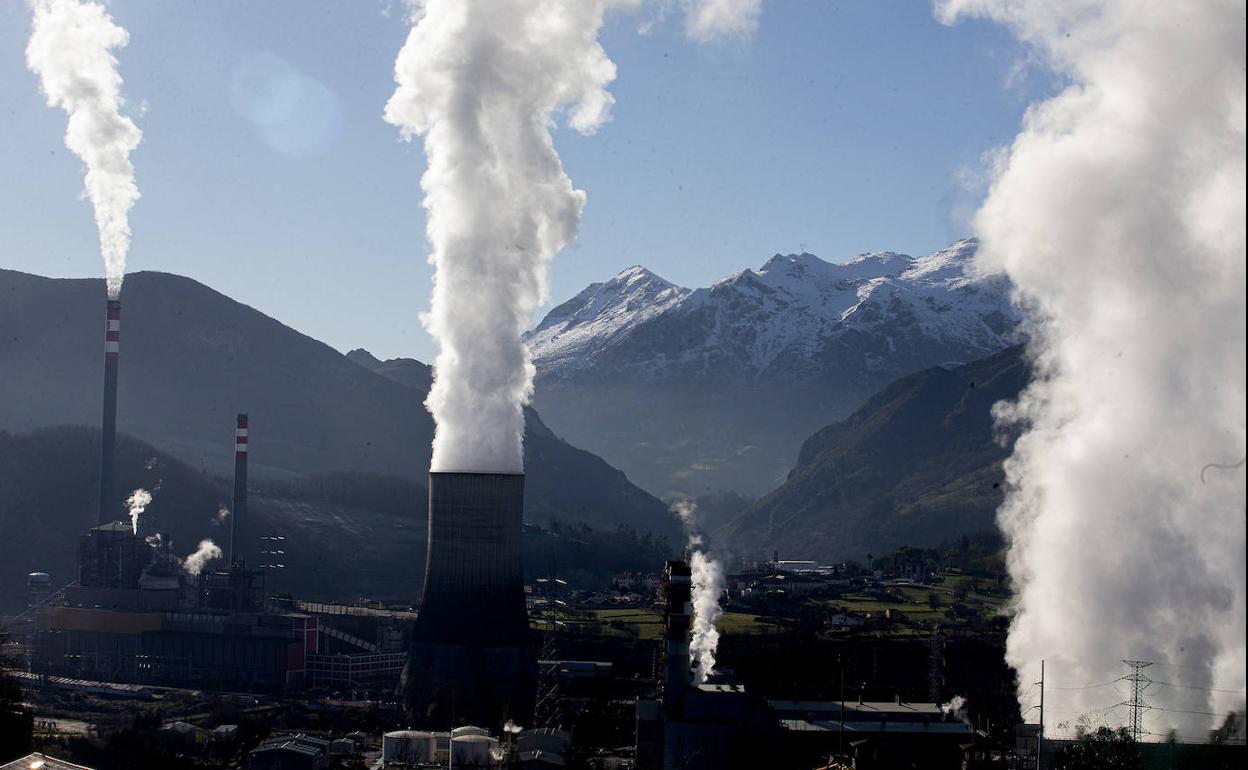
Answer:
[0,1,1043,362]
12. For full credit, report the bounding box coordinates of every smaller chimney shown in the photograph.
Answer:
[662,560,693,716]
[229,414,248,565]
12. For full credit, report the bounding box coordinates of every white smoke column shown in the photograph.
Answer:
[689,549,725,684]
[183,539,222,577]
[671,499,726,684]
[385,0,633,473]
[682,0,762,42]
[214,503,230,526]
[938,0,1246,736]
[25,0,142,299]
[125,488,151,536]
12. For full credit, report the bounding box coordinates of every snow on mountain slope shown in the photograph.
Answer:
[527,265,690,370]
[528,239,1017,381]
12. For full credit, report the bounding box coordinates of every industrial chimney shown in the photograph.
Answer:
[405,472,536,728]
[98,298,121,525]
[229,414,248,565]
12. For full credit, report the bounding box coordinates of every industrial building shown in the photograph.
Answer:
[635,559,975,770]
[404,472,538,728]
[28,406,321,693]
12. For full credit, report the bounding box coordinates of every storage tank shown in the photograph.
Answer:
[381,730,435,764]
[517,727,571,757]
[329,738,355,757]
[450,734,498,767]
[451,725,489,738]
[26,572,52,608]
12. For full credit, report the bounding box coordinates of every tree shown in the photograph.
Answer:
[0,667,33,761]
[1058,725,1142,770]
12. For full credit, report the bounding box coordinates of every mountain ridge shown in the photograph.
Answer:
[0,267,679,542]
[525,239,1019,497]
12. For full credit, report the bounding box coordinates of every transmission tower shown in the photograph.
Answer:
[1120,660,1153,742]
[532,571,568,728]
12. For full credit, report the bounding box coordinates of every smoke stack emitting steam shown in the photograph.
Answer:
[938,0,1246,735]
[97,298,121,524]
[25,0,142,300]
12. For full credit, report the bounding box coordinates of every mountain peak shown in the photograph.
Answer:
[346,348,383,369]
[759,252,824,272]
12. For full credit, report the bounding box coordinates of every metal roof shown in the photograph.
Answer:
[1,754,96,770]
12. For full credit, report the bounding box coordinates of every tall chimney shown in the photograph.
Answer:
[405,471,536,727]
[98,298,121,525]
[229,413,248,565]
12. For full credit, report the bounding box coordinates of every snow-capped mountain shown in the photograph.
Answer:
[526,239,1020,498]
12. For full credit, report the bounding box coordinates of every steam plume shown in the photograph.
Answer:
[689,550,725,684]
[183,539,223,576]
[385,0,629,473]
[25,0,142,299]
[941,695,970,726]
[125,488,151,535]
[938,0,1246,735]
[672,500,726,684]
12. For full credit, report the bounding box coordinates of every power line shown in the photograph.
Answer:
[1047,679,1123,691]
[1152,679,1247,695]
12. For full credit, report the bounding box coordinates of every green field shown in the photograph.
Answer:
[527,582,1008,642]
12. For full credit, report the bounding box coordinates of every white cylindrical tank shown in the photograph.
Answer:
[27,572,52,608]
[451,734,497,767]
[382,730,435,764]
[451,725,489,738]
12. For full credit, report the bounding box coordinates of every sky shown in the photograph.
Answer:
[0,0,1046,362]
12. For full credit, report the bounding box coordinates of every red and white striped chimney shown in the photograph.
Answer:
[229,414,249,565]
[98,299,121,525]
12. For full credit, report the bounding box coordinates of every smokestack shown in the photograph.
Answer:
[98,298,120,525]
[406,472,535,727]
[229,413,248,565]
[662,560,694,715]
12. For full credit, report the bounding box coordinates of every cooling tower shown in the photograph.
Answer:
[405,472,536,728]
[229,414,248,565]
[98,298,121,525]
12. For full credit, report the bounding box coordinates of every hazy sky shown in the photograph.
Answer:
[0,1,1046,361]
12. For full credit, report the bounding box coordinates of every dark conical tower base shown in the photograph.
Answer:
[403,472,536,728]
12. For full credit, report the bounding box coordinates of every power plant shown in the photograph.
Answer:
[404,471,537,728]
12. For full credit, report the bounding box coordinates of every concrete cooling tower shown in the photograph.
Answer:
[404,472,537,728]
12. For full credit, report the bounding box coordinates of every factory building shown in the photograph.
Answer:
[635,559,975,769]
[404,472,538,728]
[29,412,319,693]
[635,560,777,770]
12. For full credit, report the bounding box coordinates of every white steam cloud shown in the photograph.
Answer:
[689,550,725,684]
[125,488,151,536]
[25,0,142,299]
[941,695,970,726]
[938,0,1246,737]
[183,539,223,577]
[682,0,762,42]
[385,0,632,473]
[672,500,726,684]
